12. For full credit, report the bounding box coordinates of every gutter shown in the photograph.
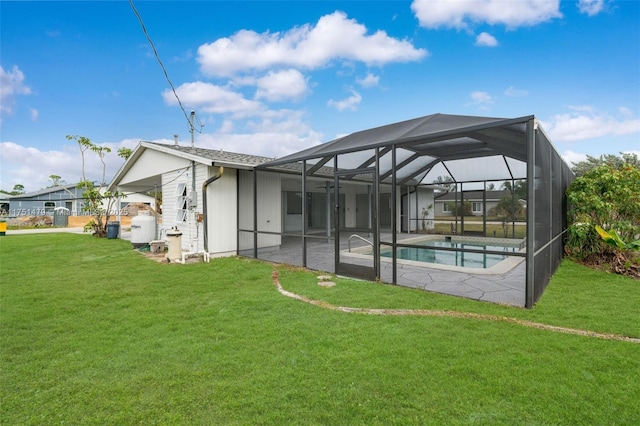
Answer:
[202,166,224,253]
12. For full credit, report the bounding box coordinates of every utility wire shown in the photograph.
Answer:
[128,0,191,131]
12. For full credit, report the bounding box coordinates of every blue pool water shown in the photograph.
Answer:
[380,240,518,269]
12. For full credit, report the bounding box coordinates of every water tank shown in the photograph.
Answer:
[131,214,156,248]
[166,227,183,263]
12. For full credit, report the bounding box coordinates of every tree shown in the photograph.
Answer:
[91,145,112,187]
[76,179,123,237]
[571,152,639,177]
[66,134,124,237]
[446,200,472,216]
[117,147,133,160]
[501,180,527,200]
[49,175,65,187]
[66,135,93,182]
[492,194,525,237]
[12,184,25,194]
[432,175,456,192]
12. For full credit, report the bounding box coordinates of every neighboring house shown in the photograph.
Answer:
[7,184,85,216]
[99,188,157,214]
[6,184,156,218]
[108,141,436,258]
[0,192,12,214]
[434,190,518,217]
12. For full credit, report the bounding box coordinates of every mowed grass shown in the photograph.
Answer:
[1,234,639,425]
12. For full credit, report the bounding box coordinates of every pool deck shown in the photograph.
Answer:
[245,232,526,307]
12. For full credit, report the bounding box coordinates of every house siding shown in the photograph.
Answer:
[161,165,203,252]
[8,187,84,216]
[401,186,435,231]
[238,170,281,250]
[206,167,238,256]
[120,149,191,185]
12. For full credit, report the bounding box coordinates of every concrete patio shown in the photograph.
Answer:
[241,232,526,307]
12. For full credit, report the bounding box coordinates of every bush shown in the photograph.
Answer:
[566,162,640,276]
[567,163,640,241]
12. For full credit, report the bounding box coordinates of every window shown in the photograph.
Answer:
[472,201,483,213]
[442,202,450,212]
[175,183,187,222]
[286,192,303,214]
[44,202,55,214]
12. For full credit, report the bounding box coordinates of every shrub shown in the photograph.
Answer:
[566,162,640,274]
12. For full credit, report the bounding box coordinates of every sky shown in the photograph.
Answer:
[1,0,639,193]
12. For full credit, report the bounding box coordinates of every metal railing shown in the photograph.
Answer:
[348,234,373,252]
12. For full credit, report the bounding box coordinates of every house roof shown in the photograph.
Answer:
[434,189,513,201]
[141,142,275,168]
[8,183,80,200]
[257,113,537,185]
[108,141,276,191]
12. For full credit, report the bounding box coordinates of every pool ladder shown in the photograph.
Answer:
[348,234,373,252]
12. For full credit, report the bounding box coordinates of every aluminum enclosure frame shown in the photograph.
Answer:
[246,113,574,308]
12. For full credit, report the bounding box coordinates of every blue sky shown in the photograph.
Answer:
[1,0,639,192]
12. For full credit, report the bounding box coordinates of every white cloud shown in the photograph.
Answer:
[619,106,633,117]
[543,108,640,142]
[504,86,528,97]
[255,69,309,102]
[0,65,32,115]
[475,32,498,47]
[561,150,588,166]
[470,91,493,104]
[162,81,263,117]
[195,111,323,159]
[29,107,39,121]
[197,11,427,77]
[219,119,235,134]
[0,138,141,192]
[578,0,605,16]
[328,89,362,111]
[411,0,562,29]
[567,104,594,113]
[356,72,380,88]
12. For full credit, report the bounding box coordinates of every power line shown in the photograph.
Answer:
[128,0,191,131]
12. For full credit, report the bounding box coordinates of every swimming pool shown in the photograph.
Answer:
[380,240,519,269]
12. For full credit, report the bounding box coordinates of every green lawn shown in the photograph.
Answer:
[1,234,639,425]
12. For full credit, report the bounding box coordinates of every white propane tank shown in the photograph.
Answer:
[130,214,157,248]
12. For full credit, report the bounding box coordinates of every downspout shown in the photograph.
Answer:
[202,166,224,253]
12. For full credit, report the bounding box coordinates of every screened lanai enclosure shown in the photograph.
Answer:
[238,114,574,308]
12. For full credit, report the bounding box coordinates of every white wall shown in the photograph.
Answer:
[120,149,191,185]
[206,167,238,256]
[238,170,282,250]
[399,186,435,232]
[161,164,207,253]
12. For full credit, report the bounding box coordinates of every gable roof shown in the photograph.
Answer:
[8,184,81,200]
[141,142,275,168]
[108,141,276,191]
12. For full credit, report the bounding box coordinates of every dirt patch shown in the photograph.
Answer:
[578,252,640,280]
[6,215,53,227]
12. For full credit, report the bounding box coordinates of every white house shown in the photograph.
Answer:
[108,141,435,259]
[434,189,516,217]
[108,141,282,257]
